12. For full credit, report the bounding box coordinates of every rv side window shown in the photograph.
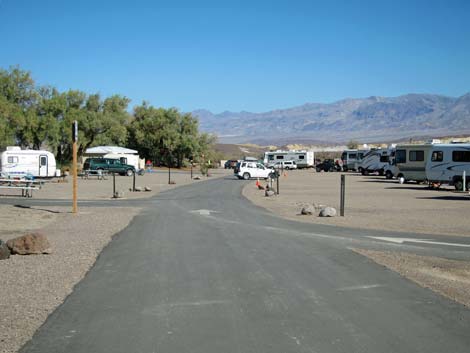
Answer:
[7,156,18,163]
[409,150,424,162]
[379,156,389,163]
[276,156,284,160]
[431,151,443,162]
[268,155,274,161]
[299,155,304,159]
[452,151,470,162]
[395,150,406,163]
[40,156,47,166]
[349,153,357,159]
[120,157,127,164]
[341,152,346,160]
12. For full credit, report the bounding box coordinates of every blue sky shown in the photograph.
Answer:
[1,0,469,113]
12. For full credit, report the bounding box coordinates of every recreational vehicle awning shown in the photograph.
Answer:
[85,146,138,155]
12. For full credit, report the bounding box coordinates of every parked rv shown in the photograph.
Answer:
[0,146,59,178]
[426,143,470,190]
[358,148,393,175]
[264,150,314,169]
[341,149,369,171]
[394,144,433,183]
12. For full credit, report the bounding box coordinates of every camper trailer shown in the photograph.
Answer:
[426,143,470,190]
[341,149,369,171]
[394,144,433,183]
[358,147,395,175]
[0,146,58,178]
[263,150,314,169]
[84,146,144,171]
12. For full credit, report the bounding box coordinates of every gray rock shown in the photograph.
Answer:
[6,232,52,255]
[144,186,152,192]
[193,176,201,180]
[0,239,11,260]
[265,190,276,197]
[114,191,125,199]
[134,186,143,192]
[319,207,337,217]
[301,204,315,215]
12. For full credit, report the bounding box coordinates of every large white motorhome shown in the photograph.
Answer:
[341,149,369,171]
[263,150,314,169]
[426,143,470,190]
[0,146,59,178]
[394,143,433,183]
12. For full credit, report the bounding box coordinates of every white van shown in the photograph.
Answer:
[426,143,470,190]
[0,146,59,178]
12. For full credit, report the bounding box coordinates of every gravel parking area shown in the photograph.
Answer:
[0,205,140,353]
[353,249,470,308]
[243,170,470,237]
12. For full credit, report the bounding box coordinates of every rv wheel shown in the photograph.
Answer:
[454,180,464,191]
[385,170,393,179]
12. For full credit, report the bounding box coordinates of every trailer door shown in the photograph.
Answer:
[39,155,48,177]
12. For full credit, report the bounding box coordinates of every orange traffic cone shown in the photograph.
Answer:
[255,178,260,187]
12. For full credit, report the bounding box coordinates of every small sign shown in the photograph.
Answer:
[72,121,78,142]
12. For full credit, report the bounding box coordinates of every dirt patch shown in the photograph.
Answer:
[243,170,470,236]
[0,205,140,353]
[352,249,470,308]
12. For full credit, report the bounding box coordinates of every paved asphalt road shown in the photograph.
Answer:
[12,176,470,353]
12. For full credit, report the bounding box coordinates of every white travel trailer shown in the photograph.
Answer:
[341,149,370,171]
[426,143,470,190]
[394,143,433,183]
[0,146,58,178]
[263,150,314,169]
[358,146,396,175]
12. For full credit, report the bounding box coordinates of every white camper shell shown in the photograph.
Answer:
[0,147,58,178]
[426,143,470,190]
[264,150,314,169]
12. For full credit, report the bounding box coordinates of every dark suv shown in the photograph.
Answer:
[83,158,136,176]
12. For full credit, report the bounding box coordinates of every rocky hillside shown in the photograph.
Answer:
[193,93,470,144]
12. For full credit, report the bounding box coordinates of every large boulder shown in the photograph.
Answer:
[6,232,52,255]
[0,239,11,260]
[319,207,337,217]
[300,204,315,215]
[144,186,152,192]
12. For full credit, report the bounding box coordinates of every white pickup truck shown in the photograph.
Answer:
[236,161,276,180]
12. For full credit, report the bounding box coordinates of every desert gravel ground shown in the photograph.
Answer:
[0,206,140,353]
[352,249,470,308]
[243,170,470,237]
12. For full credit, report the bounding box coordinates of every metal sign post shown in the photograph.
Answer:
[72,121,78,214]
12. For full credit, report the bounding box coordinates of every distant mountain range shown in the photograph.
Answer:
[192,93,470,144]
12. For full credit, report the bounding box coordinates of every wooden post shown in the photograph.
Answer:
[72,121,78,214]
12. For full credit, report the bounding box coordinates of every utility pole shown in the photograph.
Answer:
[72,120,78,214]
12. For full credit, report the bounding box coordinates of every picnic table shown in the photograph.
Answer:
[79,169,108,180]
[0,178,43,198]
